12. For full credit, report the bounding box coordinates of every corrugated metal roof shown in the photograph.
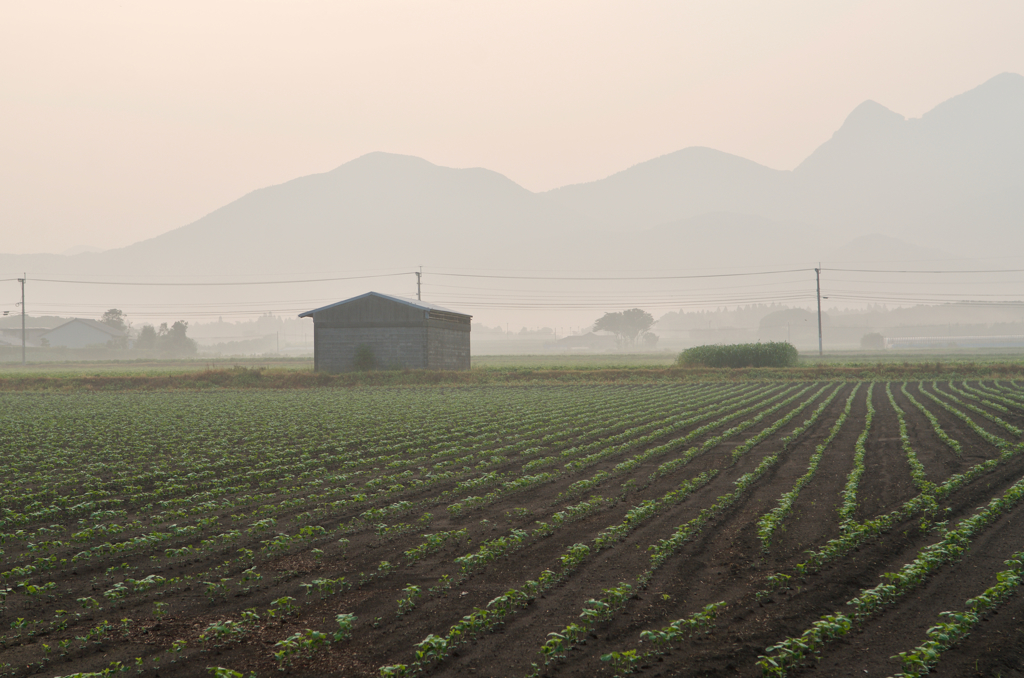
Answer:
[299,291,470,318]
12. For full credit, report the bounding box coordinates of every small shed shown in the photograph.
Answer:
[40,318,125,348]
[299,292,471,372]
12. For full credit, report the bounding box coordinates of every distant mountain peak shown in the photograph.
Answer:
[793,100,904,175]
[323,150,521,190]
[328,151,438,173]
[834,100,905,138]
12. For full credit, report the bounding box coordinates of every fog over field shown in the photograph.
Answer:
[2,3,1024,351]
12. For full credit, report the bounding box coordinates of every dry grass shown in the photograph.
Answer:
[2,361,1024,391]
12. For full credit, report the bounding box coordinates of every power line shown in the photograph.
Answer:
[430,268,813,281]
[20,268,814,286]
[18,265,1024,288]
[829,294,1024,306]
[26,292,817,318]
[828,267,1024,274]
[826,289,1024,299]
[818,278,1024,286]
[28,272,409,286]
[20,266,414,279]
[426,277,814,294]
[15,264,1024,324]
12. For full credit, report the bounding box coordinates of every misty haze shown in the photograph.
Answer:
[4,74,1024,358]
[5,4,1024,678]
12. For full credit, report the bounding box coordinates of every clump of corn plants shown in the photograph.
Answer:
[677,342,798,368]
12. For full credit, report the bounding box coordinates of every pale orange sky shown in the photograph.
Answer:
[2,1,1023,254]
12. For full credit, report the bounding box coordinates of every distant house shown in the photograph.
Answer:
[299,292,471,372]
[40,318,125,348]
[0,326,51,346]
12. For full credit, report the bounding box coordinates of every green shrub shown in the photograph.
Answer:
[353,345,377,371]
[676,342,798,368]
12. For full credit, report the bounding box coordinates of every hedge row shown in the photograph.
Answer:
[677,342,799,368]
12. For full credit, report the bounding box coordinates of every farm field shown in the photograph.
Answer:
[4,349,1024,375]
[0,358,314,375]
[3,382,1024,677]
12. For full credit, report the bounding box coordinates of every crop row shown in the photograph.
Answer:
[889,549,1024,677]
[378,384,844,675]
[3,381,1022,678]
[757,469,1024,676]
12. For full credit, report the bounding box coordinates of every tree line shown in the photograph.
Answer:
[101,309,197,355]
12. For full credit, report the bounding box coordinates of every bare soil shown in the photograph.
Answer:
[6,382,1024,678]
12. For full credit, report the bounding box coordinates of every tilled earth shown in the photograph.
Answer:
[4,382,1024,678]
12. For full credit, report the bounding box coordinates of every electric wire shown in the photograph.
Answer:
[10,265,1024,323]
[828,267,1024,274]
[429,268,813,281]
[28,272,409,286]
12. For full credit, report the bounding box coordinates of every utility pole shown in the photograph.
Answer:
[815,266,823,356]
[416,266,422,301]
[18,274,26,365]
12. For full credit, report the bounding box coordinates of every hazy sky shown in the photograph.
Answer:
[3,1,1023,255]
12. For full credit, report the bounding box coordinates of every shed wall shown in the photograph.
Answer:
[315,326,427,372]
[306,294,471,372]
[427,323,471,370]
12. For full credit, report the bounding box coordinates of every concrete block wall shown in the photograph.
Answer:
[427,325,471,370]
[315,326,427,372]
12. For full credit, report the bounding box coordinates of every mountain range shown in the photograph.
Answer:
[3,72,1023,321]
[547,72,1024,245]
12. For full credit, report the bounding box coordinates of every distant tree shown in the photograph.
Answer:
[157,321,198,355]
[136,325,158,350]
[593,309,655,347]
[101,309,130,348]
[640,331,659,349]
[100,308,128,333]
